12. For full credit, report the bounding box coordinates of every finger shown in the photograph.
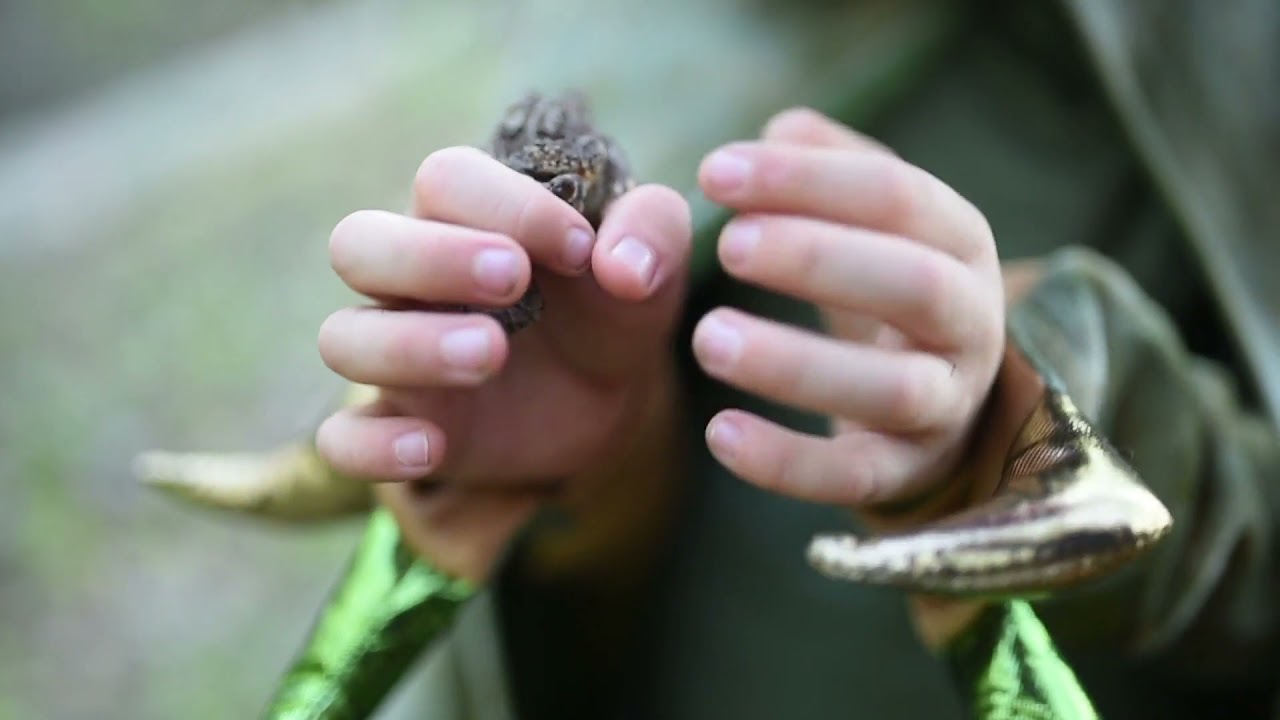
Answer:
[716,215,992,350]
[756,111,901,346]
[376,482,547,582]
[591,184,693,301]
[692,308,967,433]
[703,409,933,506]
[315,405,448,482]
[318,307,508,387]
[534,184,693,380]
[411,146,597,274]
[697,142,992,260]
[330,210,532,306]
[378,373,643,484]
[761,107,896,156]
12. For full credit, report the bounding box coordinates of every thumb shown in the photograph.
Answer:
[535,183,692,381]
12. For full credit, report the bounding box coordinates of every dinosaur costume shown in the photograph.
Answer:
[135,1,1280,717]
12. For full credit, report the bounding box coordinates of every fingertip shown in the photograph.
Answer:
[315,409,448,482]
[411,145,597,276]
[760,106,831,142]
[716,215,762,275]
[602,235,659,298]
[600,183,692,250]
[705,409,749,466]
[472,239,535,302]
[628,183,694,237]
[697,143,753,199]
[691,308,746,377]
[317,308,354,375]
[594,184,692,300]
[704,409,787,497]
[327,209,376,280]
[480,314,514,375]
[503,180,598,276]
[704,410,886,506]
[436,314,514,385]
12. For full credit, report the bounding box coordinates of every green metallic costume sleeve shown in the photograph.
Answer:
[263,507,474,720]
[947,601,1098,720]
[1015,249,1280,679]
[818,243,1278,716]
[934,246,1280,716]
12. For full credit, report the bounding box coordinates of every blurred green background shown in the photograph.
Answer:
[0,1,919,717]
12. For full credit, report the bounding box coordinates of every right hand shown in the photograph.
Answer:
[315,147,692,582]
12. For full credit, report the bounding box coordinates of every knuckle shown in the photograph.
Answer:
[959,201,996,261]
[971,204,995,246]
[969,297,1005,360]
[789,225,825,281]
[384,322,423,372]
[908,253,957,333]
[507,185,550,243]
[846,460,880,505]
[831,433,882,504]
[885,359,938,429]
[875,157,918,224]
[787,349,830,402]
[414,146,484,204]
[767,439,804,494]
[752,147,798,194]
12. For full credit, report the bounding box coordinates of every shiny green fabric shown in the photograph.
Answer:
[948,602,1098,720]
[263,507,473,719]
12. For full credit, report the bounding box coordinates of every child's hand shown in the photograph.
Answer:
[693,109,1005,514]
[315,147,691,580]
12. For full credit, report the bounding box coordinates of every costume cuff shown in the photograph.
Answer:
[263,507,474,719]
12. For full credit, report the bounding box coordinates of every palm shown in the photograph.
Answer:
[381,320,659,486]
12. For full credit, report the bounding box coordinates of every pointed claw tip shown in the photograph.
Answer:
[806,533,868,579]
[131,450,173,484]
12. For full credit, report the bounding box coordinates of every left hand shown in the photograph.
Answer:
[692,108,1005,516]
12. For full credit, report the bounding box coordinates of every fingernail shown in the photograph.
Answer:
[611,236,657,288]
[695,315,743,371]
[472,248,521,297]
[564,227,594,272]
[394,430,431,468]
[720,220,760,268]
[702,149,751,193]
[440,327,491,371]
[707,416,743,460]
